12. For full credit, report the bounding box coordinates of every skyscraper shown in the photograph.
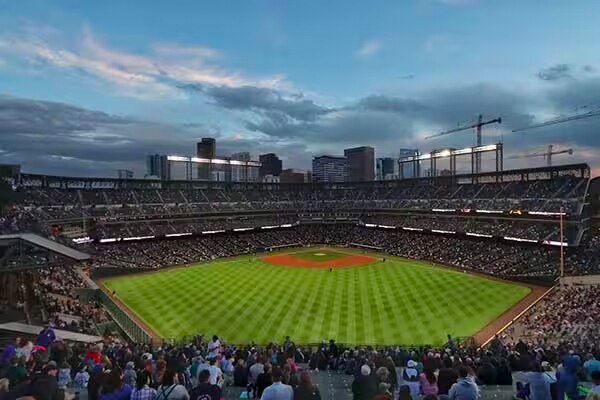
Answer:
[259,153,282,177]
[344,146,374,181]
[312,155,346,182]
[146,154,169,179]
[376,157,397,180]
[399,148,419,179]
[196,138,216,159]
[231,152,251,162]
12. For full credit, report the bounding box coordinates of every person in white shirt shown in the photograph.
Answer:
[207,335,221,359]
[208,357,224,387]
[261,366,293,400]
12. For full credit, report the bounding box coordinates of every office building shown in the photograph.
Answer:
[166,155,261,182]
[399,148,419,179]
[280,169,308,184]
[344,146,374,182]
[259,153,282,177]
[312,155,346,183]
[376,157,397,180]
[146,154,169,179]
[231,152,251,162]
[197,138,216,158]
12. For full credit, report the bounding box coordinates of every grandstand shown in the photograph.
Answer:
[1,162,599,399]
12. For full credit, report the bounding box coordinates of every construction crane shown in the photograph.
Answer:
[425,114,502,174]
[506,145,573,167]
[512,106,600,132]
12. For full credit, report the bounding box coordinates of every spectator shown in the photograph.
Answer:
[402,360,420,399]
[375,367,392,396]
[522,361,552,400]
[188,370,221,400]
[352,365,377,400]
[256,363,273,399]
[437,358,458,396]
[57,361,71,391]
[293,370,321,400]
[420,367,438,397]
[591,370,600,394]
[260,366,293,400]
[99,367,132,400]
[26,361,65,400]
[584,354,600,382]
[233,359,247,387]
[36,325,56,349]
[448,365,479,400]
[156,369,189,400]
[207,358,223,387]
[131,371,157,400]
[6,357,27,390]
[557,356,582,400]
[123,361,137,388]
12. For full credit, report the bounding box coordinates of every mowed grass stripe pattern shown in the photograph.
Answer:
[103,255,530,345]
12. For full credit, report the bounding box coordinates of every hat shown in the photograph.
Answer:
[541,361,550,368]
[407,360,417,368]
[43,361,58,373]
[361,365,371,376]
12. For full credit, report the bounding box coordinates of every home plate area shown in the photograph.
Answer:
[260,248,377,268]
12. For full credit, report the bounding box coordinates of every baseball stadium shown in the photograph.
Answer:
[1,160,599,399]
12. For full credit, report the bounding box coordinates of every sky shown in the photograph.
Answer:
[1,0,600,177]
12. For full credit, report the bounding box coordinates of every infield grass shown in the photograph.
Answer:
[102,249,530,345]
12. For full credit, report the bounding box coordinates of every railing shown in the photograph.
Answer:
[95,290,152,344]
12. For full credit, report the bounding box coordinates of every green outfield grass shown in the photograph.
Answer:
[290,249,351,261]
[102,250,530,345]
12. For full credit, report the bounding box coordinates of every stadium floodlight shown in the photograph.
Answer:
[202,230,225,234]
[378,225,396,229]
[418,153,432,160]
[165,233,193,237]
[72,237,93,244]
[473,144,498,152]
[432,208,455,212]
[190,157,211,163]
[99,238,119,243]
[403,227,423,231]
[466,232,493,238]
[544,240,569,247]
[504,236,538,243]
[431,229,455,234]
[123,236,155,241]
[279,224,293,228]
[167,155,190,162]
[475,209,504,214]
[233,227,254,232]
[261,225,278,229]
[364,223,377,227]
[230,160,245,165]
[437,149,451,158]
[210,158,228,164]
[529,211,567,216]
[452,148,473,155]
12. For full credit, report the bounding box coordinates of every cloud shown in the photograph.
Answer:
[355,39,382,59]
[0,26,285,100]
[537,64,572,81]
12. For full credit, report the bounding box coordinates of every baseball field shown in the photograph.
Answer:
[101,248,531,346]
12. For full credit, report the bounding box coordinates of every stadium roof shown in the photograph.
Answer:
[0,233,91,271]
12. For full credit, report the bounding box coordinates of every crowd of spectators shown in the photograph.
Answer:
[12,174,587,224]
[1,324,599,400]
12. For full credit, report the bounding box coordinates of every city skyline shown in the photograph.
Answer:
[1,1,600,177]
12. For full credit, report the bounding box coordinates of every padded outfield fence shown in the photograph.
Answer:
[95,289,153,344]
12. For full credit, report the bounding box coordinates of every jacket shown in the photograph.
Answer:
[448,377,479,400]
[557,356,581,400]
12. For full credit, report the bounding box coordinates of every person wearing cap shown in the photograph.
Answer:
[26,361,65,400]
[123,361,137,387]
[402,360,421,399]
[351,364,377,400]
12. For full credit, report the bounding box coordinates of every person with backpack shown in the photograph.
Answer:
[188,369,221,400]
[156,369,189,400]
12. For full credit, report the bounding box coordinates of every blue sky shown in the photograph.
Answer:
[1,0,600,176]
